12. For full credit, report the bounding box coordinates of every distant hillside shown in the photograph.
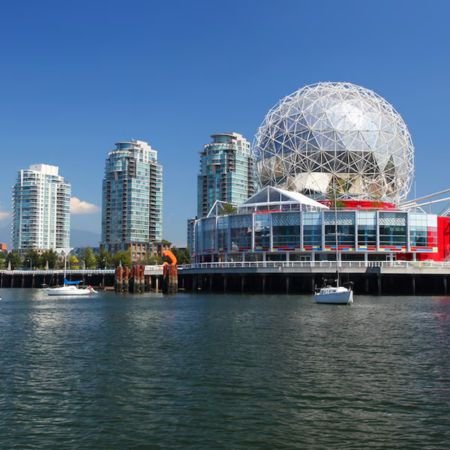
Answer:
[0,223,100,249]
[70,229,101,248]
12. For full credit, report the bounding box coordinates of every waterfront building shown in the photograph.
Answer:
[197,133,256,218]
[190,185,439,262]
[187,218,196,257]
[191,82,450,263]
[101,140,163,261]
[13,164,71,252]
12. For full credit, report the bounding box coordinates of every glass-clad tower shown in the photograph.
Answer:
[101,140,163,261]
[197,133,256,218]
[13,164,71,252]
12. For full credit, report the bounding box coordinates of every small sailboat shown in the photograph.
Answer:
[45,251,97,296]
[314,184,353,305]
[46,277,97,297]
[314,277,353,305]
[46,281,97,297]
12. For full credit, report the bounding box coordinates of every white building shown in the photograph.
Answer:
[13,164,71,252]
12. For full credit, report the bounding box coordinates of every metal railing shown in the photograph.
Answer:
[144,265,163,274]
[180,260,450,270]
[0,269,116,275]
[0,267,164,276]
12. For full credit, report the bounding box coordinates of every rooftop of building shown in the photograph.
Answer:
[27,164,60,176]
[209,132,249,143]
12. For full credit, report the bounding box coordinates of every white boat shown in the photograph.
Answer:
[46,285,97,296]
[314,184,354,305]
[46,251,97,296]
[314,285,353,304]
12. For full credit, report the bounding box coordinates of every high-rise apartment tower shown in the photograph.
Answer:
[101,140,163,261]
[13,164,71,252]
[197,132,255,217]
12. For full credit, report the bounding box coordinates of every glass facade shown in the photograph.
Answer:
[379,212,407,249]
[272,213,301,250]
[101,140,163,260]
[254,214,271,251]
[229,214,252,252]
[357,211,377,250]
[217,216,229,253]
[197,133,256,218]
[13,164,70,251]
[303,212,322,250]
[191,209,438,262]
[324,212,355,250]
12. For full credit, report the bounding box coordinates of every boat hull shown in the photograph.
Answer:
[46,286,97,296]
[314,289,353,305]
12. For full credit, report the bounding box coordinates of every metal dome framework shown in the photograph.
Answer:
[253,82,414,204]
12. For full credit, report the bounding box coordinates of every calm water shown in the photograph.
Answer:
[1,289,450,449]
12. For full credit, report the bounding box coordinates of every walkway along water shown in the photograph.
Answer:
[178,260,450,296]
[3,260,450,295]
[0,266,163,293]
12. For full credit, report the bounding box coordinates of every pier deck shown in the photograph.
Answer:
[180,261,450,275]
[178,261,450,295]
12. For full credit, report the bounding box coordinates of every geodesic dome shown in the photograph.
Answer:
[253,82,414,204]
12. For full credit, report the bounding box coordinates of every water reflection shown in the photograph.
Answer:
[1,290,450,449]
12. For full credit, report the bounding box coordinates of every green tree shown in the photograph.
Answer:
[0,252,6,269]
[111,250,132,268]
[6,251,22,270]
[41,250,59,269]
[82,247,97,269]
[220,203,237,215]
[69,255,80,269]
[96,247,112,269]
[23,249,42,269]
[142,253,163,265]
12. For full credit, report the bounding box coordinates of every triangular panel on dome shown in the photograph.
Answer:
[302,105,321,129]
[348,175,365,196]
[373,145,390,172]
[361,130,379,149]
[304,134,320,151]
[384,155,396,186]
[293,172,331,195]
[337,130,359,150]
[315,132,335,151]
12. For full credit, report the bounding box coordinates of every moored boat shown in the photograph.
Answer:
[314,285,353,304]
[46,285,97,296]
[314,181,355,306]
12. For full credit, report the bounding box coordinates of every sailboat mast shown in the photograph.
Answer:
[333,178,340,286]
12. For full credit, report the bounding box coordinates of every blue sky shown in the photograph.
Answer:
[1,0,449,246]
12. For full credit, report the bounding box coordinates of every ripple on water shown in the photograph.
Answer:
[0,291,450,449]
